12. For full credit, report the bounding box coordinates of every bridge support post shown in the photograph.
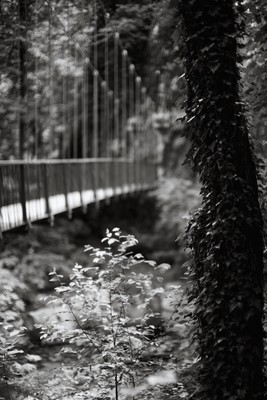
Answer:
[63,163,72,219]
[43,163,54,226]
[79,163,87,214]
[0,197,2,240]
[0,167,4,236]
[19,164,28,226]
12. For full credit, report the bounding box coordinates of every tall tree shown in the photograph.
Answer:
[18,0,28,159]
[178,1,265,399]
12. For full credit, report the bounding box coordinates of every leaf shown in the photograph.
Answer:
[7,349,24,355]
[84,245,94,252]
[9,329,21,337]
[134,253,144,260]
[187,115,195,123]
[55,286,71,292]
[49,277,59,282]
[3,325,13,331]
[108,238,119,245]
[145,260,157,267]
[209,63,220,74]
[155,263,171,271]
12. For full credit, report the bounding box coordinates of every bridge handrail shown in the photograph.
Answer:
[0,158,157,166]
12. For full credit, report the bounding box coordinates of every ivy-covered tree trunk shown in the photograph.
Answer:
[178,1,265,399]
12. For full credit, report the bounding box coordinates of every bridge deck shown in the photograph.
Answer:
[0,184,151,232]
[0,159,157,233]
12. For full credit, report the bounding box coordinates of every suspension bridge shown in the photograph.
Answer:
[0,0,161,234]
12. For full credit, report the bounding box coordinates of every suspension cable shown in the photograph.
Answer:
[45,0,150,162]
[136,76,141,155]
[105,12,110,158]
[101,81,106,157]
[97,0,152,162]
[122,49,127,159]
[48,0,54,158]
[73,45,79,159]
[82,59,88,158]
[97,0,137,76]
[93,0,98,158]
[114,32,119,157]
[47,0,146,108]
[142,87,149,159]
[66,0,70,158]
[34,0,39,159]
[108,90,114,159]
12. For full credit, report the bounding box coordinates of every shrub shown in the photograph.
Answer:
[35,228,191,400]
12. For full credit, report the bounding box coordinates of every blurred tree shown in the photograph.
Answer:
[178,0,265,399]
[0,0,23,158]
[0,0,164,159]
[147,0,185,110]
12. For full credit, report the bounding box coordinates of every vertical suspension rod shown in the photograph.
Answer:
[135,76,141,155]
[34,0,39,158]
[63,66,67,157]
[141,87,149,159]
[17,0,28,226]
[101,81,107,157]
[66,0,70,158]
[122,49,127,159]
[82,0,88,159]
[93,0,98,158]
[73,46,79,158]
[93,70,99,158]
[48,1,54,157]
[129,64,135,160]
[82,60,88,158]
[114,32,119,157]
[135,76,141,185]
[105,12,110,158]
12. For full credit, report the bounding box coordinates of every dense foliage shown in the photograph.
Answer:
[1,0,267,399]
[0,0,168,159]
[0,226,194,399]
[178,0,265,399]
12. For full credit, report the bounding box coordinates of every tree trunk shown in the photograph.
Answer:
[178,0,265,399]
[18,0,27,224]
[18,0,27,160]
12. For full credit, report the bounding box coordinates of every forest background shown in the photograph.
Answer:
[0,0,267,399]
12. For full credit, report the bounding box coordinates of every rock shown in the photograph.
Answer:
[0,268,31,348]
[0,253,20,270]
[15,253,73,291]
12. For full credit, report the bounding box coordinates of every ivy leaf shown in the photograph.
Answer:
[144,260,157,267]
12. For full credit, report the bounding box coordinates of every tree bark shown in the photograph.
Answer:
[178,1,265,399]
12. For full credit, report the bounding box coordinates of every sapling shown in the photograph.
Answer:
[37,228,192,400]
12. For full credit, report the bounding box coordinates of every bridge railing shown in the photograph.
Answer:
[0,159,157,233]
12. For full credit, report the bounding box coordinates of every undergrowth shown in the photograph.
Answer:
[0,228,196,400]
